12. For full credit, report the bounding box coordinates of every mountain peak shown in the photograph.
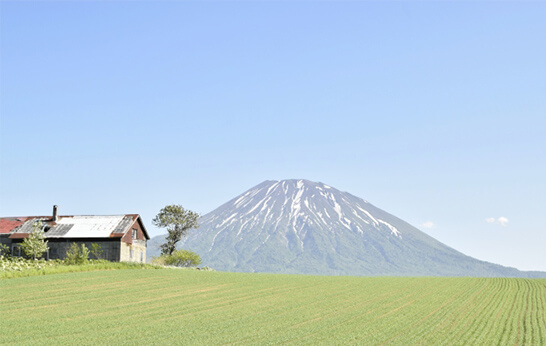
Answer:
[258,179,327,189]
[227,179,380,239]
[149,179,542,277]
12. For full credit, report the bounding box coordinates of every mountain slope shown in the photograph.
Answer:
[149,179,544,277]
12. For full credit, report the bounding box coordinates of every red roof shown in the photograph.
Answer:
[0,217,35,234]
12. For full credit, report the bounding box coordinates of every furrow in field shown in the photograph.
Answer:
[356,278,459,344]
[529,280,540,343]
[436,278,491,344]
[531,280,545,344]
[291,278,454,344]
[458,278,507,344]
[480,278,517,344]
[499,279,526,345]
[381,278,473,344]
[537,280,546,343]
[378,278,473,344]
[224,279,402,344]
[515,279,529,345]
[418,279,485,343]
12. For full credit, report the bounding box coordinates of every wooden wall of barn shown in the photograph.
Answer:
[47,240,122,261]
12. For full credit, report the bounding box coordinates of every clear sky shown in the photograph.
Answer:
[1,1,545,271]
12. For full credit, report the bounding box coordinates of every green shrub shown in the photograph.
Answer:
[0,244,11,257]
[156,250,201,267]
[151,256,167,266]
[0,255,56,273]
[90,243,103,260]
[65,243,90,265]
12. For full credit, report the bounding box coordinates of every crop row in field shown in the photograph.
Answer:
[1,270,545,344]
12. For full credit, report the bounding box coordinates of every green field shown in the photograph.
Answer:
[1,270,545,345]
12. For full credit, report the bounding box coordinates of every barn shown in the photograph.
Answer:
[0,206,149,262]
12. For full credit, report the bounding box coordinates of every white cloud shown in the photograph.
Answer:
[420,221,435,229]
[486,217,509,226]
[498,217,509,226]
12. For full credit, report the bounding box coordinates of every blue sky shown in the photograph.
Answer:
[1,1,545,271]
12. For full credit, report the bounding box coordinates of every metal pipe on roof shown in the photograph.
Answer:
[53,205,59,222]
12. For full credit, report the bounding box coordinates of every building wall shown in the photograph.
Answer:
[121,219,147,243]
[11,239,148,262]
[0,235,11,246]
[120,239,146,263]
[47,240,122,261]
[119,219,147,262]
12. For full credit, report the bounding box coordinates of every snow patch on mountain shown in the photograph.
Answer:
[378,219,401,238]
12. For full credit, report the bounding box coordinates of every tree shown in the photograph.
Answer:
[90,243,103,260]
[153,205,199,256]
[21,221,49,260]
[162,250,201,267]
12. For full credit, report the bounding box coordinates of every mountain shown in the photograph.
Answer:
[148,179,545,277]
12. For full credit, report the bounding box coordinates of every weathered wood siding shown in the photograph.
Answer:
[47,240,122,261]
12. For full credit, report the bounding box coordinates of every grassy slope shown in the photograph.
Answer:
[1,270,545,345]
[0,260,160,279]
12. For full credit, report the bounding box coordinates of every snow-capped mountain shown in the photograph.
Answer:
[149,179,544,277]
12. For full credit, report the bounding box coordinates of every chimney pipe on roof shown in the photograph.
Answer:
[53,205,59,222]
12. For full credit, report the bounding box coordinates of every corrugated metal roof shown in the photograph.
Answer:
[2,213,149,240]
[54,215,126,238]
[112,216,134,234]
[8,218,50,234]
[44,224,73,237]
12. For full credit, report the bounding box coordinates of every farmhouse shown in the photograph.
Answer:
[0,206,149,262]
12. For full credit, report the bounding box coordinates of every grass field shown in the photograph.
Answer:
[1,270,545,345]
